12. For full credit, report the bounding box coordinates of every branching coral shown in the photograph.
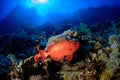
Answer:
[100,35,120,80]
[47,29,80,47]
[0,54,11,74]
[109,34,118,46]
[29,75,42,80]
[100,49,120,80]
[7,54,22,80]
[7,54,18,66]
[72,23,92,41]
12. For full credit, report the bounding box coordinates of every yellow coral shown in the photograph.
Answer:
[94,42,102,50]
[109,34,118,45]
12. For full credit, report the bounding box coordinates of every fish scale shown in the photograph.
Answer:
[34,40,80,64]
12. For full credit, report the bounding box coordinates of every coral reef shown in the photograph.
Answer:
[0,19,120,80]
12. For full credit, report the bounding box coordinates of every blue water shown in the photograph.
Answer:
[0,0,120,34]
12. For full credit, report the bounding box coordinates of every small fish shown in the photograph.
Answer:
[34,40,80,64]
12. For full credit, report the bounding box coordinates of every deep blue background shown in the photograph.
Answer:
[0,0,120,34]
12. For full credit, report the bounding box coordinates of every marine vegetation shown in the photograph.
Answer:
[0,19,120,80]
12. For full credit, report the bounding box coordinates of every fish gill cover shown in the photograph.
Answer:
[0,0,120,80]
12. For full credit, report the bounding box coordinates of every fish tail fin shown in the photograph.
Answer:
[34,53,41,64]
[40,50,49,62]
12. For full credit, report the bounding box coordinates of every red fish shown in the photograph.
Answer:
[34,40,80,64]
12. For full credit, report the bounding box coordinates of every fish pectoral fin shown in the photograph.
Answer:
[66,54,73,62]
